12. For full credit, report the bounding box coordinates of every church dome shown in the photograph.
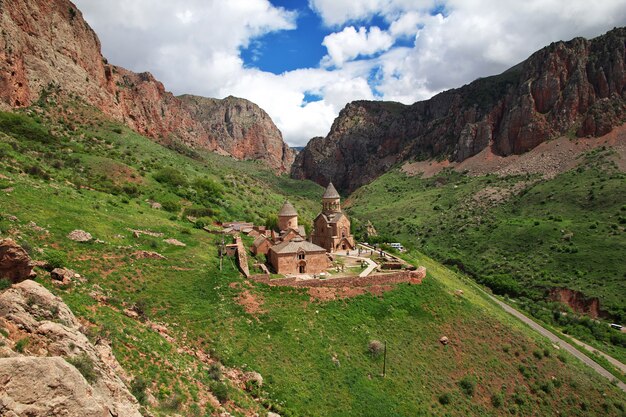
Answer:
[278,201,298,216]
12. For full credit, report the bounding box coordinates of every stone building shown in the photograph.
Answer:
[267,237,329,274]
[251,235,272,256]
[311,183,355,252]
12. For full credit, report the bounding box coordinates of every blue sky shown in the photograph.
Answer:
[74,0,626,147]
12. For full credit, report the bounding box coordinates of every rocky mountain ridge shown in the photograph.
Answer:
[292,27,626,192]
[0,0,294,172]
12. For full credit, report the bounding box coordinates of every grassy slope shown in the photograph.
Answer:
[0,102,625,416]
[347,152,626,362]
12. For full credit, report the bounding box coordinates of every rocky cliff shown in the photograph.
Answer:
[0,0,292,172]
[179,95,295,172]
[292,28,626,192]
[0,280,143,417]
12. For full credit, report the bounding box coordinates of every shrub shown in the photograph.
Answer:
[208,363,222,381]
[14,337,29,353]
[458,375,476,397]
[161,200,181,213]
[438,392,451,405]
[67,353,98,383]
[0,278,11,291]
[130,376,148,405]
[26,165,50,180]
[210,381,229,403]
[368,340,384,357]
[154,167,187,187]
[491,392,504,408]
[532,350,543,359]
[43,249,67,271]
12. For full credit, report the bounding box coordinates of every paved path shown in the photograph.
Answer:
[489,296,626,393]
[358,257,377,277]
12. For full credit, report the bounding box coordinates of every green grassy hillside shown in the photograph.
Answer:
[1,101,625,416]
[347,153,626,363]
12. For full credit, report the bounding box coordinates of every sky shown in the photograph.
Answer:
[73,0,626,147]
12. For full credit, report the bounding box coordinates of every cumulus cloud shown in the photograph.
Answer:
[322,26,394,67]
[74,0,626,147]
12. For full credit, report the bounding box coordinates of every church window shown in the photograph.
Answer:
[298,251,305,260]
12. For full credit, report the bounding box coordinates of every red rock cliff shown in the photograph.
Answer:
[0,0,293,173]
[292,28,626,192]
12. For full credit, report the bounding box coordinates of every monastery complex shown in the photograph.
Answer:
[249,183,355,275]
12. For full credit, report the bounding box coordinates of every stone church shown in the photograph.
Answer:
[265,201,329,275]
[311,183,355,252]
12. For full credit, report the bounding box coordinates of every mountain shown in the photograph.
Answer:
[178,95,295,172]
[0,0,293,172]
[292,28,626,192]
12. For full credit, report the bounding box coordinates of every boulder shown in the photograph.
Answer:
[50,267,79,285]
[439,336,450,345]
[164,238,186,247]
[67,230,92,242]
[0,281,143,417]
[243,371,263,388]
[0,238,36,283]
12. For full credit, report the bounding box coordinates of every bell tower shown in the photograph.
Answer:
[322,183,341,214]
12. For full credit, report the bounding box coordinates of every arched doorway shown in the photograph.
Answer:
[298,260,306,274]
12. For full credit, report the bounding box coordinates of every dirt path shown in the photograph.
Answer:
[490,296,626,393]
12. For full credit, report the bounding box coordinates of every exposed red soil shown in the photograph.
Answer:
[236,289,266,316]
[402,123,626,179]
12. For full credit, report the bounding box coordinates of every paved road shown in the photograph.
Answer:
[566,332,626,374]
[489,295,626,393]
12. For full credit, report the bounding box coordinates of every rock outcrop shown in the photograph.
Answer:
[0,238,35,283]
[179,95,295,172]
[0,280,142,417]
[292,28,626,192]
[0,0,292,173]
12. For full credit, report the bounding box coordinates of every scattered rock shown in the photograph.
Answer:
[0,238,36,283]
[123,308,140,319]
[243,371,263,388]
[129,228,164,238]
[6,215,18,222]
[132,250,166,260]
[164,238,186,247]
[67,230,92,242]
[454,289,464,296]
[439,336,450,345]
[3,187,14,193]
[50,267,78,285]
[27,221,48,233]
[150,202,162,210]
[268,413,282,417]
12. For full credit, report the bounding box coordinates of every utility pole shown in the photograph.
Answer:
[382,340,387,378]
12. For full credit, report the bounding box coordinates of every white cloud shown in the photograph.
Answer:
[74,0,626,147]
[322,26,394,67]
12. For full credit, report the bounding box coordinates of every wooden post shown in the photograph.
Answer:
[382,340,387,378]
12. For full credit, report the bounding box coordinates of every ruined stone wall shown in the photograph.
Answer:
[250,267,426,288]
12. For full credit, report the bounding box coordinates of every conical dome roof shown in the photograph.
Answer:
[278,201,298,216]
[322,182,340,199]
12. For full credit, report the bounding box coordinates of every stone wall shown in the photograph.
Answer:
[250,267,426,288]
[234,235,250,278]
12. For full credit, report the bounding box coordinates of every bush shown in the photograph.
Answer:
[130,376,148,405]
[491,392,504,408]
[368,340,384,357]
[14,337,29,353]
[438,392,451,405]
[161,200,181,213]
[208,363,222,381]
[210,381,229,403]
[154,167,187,187]
[0,278,11,291]
[66,353,98,384]
[43,249,67,271]
[458,375,476,397]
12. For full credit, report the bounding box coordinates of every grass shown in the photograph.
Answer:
[0,97,624,416]
[347,157,626,362]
